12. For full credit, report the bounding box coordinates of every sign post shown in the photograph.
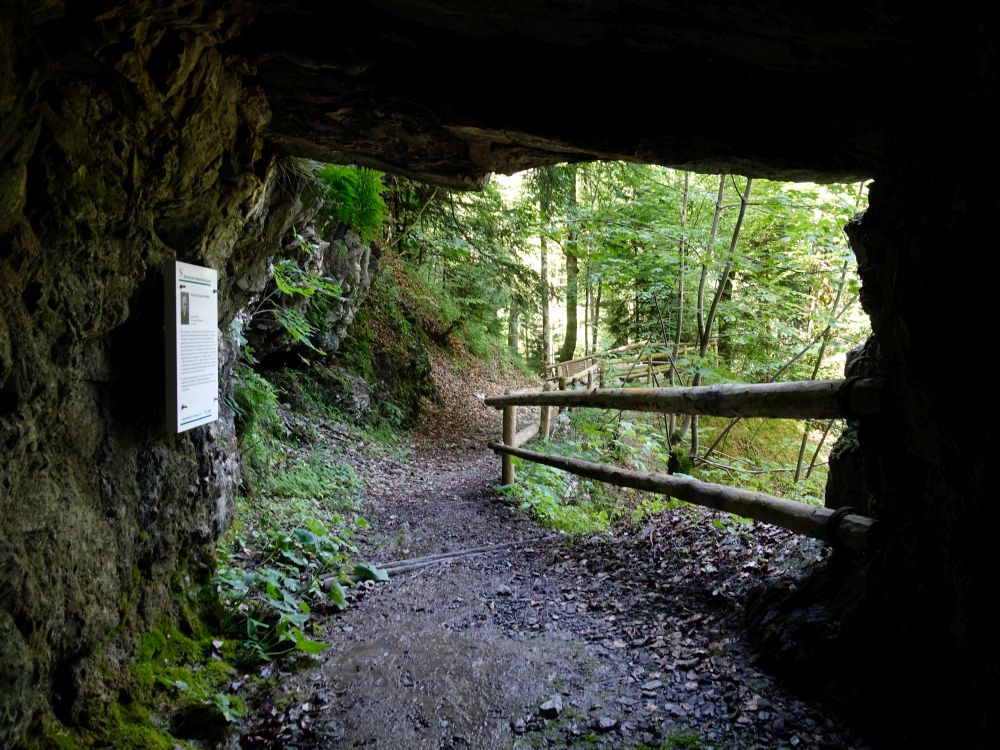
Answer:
[165,260,219,434]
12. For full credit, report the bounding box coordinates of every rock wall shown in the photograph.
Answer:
[748,173,999,747]
[0,2,302,741]
[846,173,997,744]
[244,223,375,361]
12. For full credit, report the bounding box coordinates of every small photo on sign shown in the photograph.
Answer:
[180,291,190,325]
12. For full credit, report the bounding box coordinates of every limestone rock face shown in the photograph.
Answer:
[0,611,34,747]
[0,1,303,729]
[824,341,879,515]
[244,223,376,360]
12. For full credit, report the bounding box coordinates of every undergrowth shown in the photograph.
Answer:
[499,408,683,534]
[503,400,835,535]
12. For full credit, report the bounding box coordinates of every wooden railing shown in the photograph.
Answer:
[486,376,883,550]
[543,341,694,388]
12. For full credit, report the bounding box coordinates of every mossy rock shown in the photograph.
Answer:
[1,611,35,748]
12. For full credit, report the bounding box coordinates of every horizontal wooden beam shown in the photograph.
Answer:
[544,341,649,372]
[565,363,601,384]
[620,363,676,381]
[489,443,877,550]
[486,378,883,419]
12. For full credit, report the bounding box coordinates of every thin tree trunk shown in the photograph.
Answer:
[691,177,752,455]
[561,247,579,360]
[540,235,552,366]
[680,175,726,446]
[794,257,849,482]
[806,419,835,479]
[670,172,690,439]
[559,167,579,362]
[593,279,602,351]
[508,304,520,357]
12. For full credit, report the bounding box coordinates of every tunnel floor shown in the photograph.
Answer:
[234,359,875,749]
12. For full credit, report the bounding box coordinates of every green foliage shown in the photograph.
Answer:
[695,415,832,503]
[335,249,439,427]
[499,459,609,534]
[269,452,362,506]
[315,164,387,241]
[265,254,344,354]
[388,176,537,363]
[231,364,285,496]
[216,513,369,661]
[131,620,245,721]
[500,408,684,533]
[224,358,381,665]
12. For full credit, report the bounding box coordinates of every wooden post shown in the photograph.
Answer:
[502,402,517,484]
[558,375,568,391]
[647,353,653,385]
[539,381,554,439]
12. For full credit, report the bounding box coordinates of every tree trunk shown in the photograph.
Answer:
[691,177,753,454]
[559,167,579,362]
[670,171,690,439]
[679,175,727,444]
[507,304,520,357]
[540,232,552,366]
[593,279,602,351]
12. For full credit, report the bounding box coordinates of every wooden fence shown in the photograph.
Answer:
[543,341,694,389]
[487,358,882,550]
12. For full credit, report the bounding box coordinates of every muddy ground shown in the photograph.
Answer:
[237,356,875,749]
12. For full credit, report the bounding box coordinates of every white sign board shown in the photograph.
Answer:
[165,260,219,434]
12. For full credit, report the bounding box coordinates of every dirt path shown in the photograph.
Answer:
[239,356,876,749]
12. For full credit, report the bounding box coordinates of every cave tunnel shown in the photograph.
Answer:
[0,1,996,747]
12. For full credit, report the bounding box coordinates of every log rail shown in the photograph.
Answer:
[487,375,884,549]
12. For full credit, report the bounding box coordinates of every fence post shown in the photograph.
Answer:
[539,381,554,439]
[502,400,517,485]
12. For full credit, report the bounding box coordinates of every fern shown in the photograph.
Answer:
[315,164,387,242]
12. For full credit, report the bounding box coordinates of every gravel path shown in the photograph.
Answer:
[238,354,876,749]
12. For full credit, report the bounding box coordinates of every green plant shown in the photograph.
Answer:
[216,514,370,661]
[269,453,362,506]
[232,365,285,495]
[499,459,610,535]
[315,164,387,242]
[268,256,343,354]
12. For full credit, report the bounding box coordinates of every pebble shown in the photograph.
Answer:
[594,716,618,732]
[539,694,563,718]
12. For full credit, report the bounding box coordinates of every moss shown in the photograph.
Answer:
[16,705,182,750]
[26,565,245,750]
[337,248,439,429]
[131,618,236,704]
